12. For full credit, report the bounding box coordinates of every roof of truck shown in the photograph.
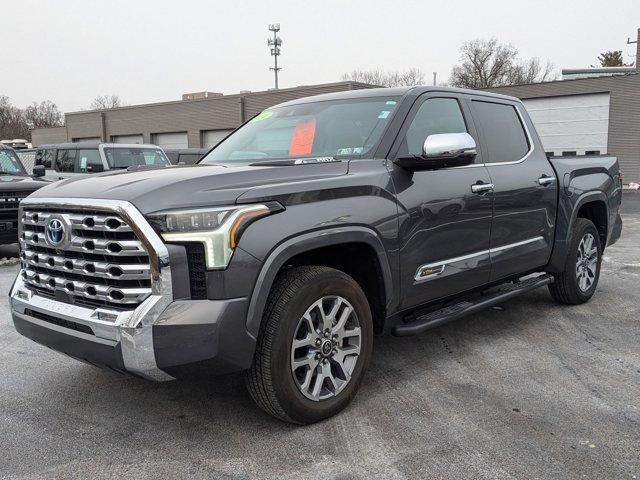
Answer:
[275,86,520,108]
[37,142,162,149]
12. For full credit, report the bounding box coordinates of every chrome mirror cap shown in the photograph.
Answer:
[423,132,477,159]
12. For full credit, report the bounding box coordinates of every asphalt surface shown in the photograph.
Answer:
[1,216,639,480]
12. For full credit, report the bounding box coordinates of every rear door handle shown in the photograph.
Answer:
[538,175,555,186]
[471,183,494,194]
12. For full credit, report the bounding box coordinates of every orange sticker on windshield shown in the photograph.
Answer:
[289,119,316,156]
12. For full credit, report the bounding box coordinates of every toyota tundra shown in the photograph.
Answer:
[10,87,623,424]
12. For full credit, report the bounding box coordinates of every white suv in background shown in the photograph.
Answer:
[33,142,171,179]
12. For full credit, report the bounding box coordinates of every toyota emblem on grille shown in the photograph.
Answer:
[46,218,65,247]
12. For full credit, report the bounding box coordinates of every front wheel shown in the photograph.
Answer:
[549,218,602,305]
[245,266,373,424]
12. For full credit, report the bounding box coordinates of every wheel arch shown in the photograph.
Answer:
[547,190,609,273]
[245,227,394,337]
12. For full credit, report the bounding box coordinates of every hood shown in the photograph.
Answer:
[0,174,49,192]
[30,163,350,214]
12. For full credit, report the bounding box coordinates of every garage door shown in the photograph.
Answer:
[202,129,233,148]
[73,137,101,143]
[523,93,610,156]
[153,132,188,149]
[111,134,144,144]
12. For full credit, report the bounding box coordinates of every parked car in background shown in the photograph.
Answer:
[163,148,209,165]
[34,142,171,179]
[11,87,623,424]
[0,145,49,244]
[1,139,32,150]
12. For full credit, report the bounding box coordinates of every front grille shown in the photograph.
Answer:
[0,191,30,210]
[185,242,207,299]
[20,208,152,309]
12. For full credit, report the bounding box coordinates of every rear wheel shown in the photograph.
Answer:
[549,218,602,305]
[245,266,373,424]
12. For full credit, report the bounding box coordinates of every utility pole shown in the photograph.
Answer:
[432,72,437,86]
[268,24,282,89]
[627,27,639,70]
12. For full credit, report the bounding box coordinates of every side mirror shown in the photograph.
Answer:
[32,165,45,177]
[395,133,477,171]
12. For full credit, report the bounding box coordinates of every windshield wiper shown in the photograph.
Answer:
[0,171,22,176]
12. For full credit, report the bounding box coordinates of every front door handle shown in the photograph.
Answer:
[471,182,494,194]
[538,175,555,186]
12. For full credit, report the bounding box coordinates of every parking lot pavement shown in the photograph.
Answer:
[0,218,638,480]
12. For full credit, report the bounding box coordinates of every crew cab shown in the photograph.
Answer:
[0,145,49,244]
[34,142,170,179]
[10,87,623,424]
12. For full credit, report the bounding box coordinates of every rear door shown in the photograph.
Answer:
[468,97,557,281]
[53,148,79,178]
[389,93,494,309]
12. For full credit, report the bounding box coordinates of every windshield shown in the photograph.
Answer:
[103,147,170,169]
[200,96,400,164]
[0,150,25,174]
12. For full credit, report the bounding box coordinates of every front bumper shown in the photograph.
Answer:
[0,222,18,244]
[10,276,255,380]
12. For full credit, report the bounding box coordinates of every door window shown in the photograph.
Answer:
[472,101,529,163]
[55,149,77,172]
[36,149,55,168]
[400,98,468,156]
[77,149,103,172]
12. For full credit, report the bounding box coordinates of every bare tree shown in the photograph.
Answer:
[23,100,63,129]
[0,96,29,140]
[597,50,629,67]
[342,68,425,87]
[450,39,556,88]
[90,94,124,110]
[0,97,63,141]
[508,57,556,85]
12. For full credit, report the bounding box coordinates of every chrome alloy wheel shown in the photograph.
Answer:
[290,296,361,401]
[576,233,598,292]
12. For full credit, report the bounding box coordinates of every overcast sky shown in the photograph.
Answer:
[4,0,639,113]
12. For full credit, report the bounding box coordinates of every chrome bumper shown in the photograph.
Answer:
[10,275,174,381]
[11,197,176,381]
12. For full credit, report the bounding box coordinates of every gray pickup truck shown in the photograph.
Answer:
[10,87,622,424]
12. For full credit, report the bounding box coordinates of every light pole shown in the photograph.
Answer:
[268,23,282,89]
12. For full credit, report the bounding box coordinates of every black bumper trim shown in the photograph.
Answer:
[13,313,127,373]
[153,298,255,378]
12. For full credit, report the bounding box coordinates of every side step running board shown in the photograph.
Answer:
[391,274,554,337]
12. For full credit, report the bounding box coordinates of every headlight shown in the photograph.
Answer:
[147,203,282,269]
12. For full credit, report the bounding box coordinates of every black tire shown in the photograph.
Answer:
[244,266,373,424]
[549,218,602,305]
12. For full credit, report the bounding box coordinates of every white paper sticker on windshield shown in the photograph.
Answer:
[378,111,390,119]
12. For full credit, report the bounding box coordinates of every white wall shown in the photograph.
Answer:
[523,93,610,156]
[112,134,143,144]
[153,132,188,149]
[203,129,233,148]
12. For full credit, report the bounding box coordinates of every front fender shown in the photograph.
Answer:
[244,226,395,337]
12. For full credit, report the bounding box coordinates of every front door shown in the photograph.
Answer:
[389,94,494,310]
[468,98,557,281]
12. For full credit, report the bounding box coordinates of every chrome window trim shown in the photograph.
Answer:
[414,236,544,282]
[12,197,174,381]
[450,102,535,169]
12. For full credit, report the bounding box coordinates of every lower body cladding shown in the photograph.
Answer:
[10,274,256,381]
